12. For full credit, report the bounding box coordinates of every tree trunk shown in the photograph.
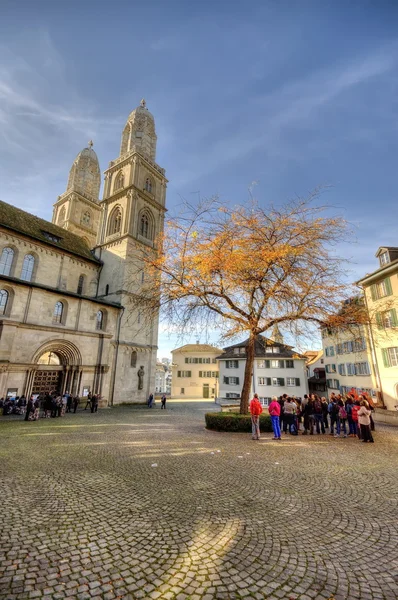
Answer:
[240,333,255,414]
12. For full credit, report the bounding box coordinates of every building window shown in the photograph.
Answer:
[0,247,14,276]
[145,177,153,193]
[0,289,9,315]
[354,362,371,376]
[81,211,91,226]
[371,278,393,300]
[42,231,62,243]
[343,341,353,354]
[325,346,335,357]
[378,309,397,329]
[226,393,240,399]
[258,377,271,385]
[257,360,266,368]
[379,251,390,266]
[180,388,185,394]
[139,212,153,239]
[285,360,294,368]
[224,376,239,385]
[226,360,239,369]
[114,171,124,192]
[53,301,64,324]
[287,377,300,386]
[327,379,340,389]
[131,351,137,367]
[77,275,85,295]
[271,360,284,368]
[353,337,367,351]
[177,371,192,377]
[325,364,336,373]
[338,364,346,376]
[20,254,35,282]
[382,347,398,368]
[108,207,122,235]
[272,377,285,386]
[346,363,355,376]
[96,310,103,330]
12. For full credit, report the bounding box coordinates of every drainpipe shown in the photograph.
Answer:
[108,306,124,407]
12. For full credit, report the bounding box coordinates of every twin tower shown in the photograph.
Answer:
[52,99,167,256]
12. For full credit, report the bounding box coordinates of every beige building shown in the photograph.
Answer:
[171,343,223,399]
[357,247,398,410]
[0,99,166,404]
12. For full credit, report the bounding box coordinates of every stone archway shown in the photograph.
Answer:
[26,340,83,398]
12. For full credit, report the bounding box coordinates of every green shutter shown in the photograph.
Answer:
[376,312,383,329]
[266,378,271,386]
[223,376,228,384]
[391,309,398,327]
[265,360,270,368]
[279,378,285,386]
[385,277,393,296]
[280,360,285,368]
[236,377,240,385]
[381,349,389,368]
[370,284,377,301]
[296,378,300,386]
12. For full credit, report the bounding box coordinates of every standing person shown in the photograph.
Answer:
[346,397,355,436]
[56,396,63,417]
[65,392,72,413]
[148,393,154,408]
[161,394,167,409]
[321,397,329,430]
[25,396,34,421]
[313,395,325,434]
[73,395,80,413]
[268,396,281,440]
[249,393,263,440]
[328,396,339,436]
[278,395,286,431]
[336,399,348,438]
[351,401,361,439]
[91,394,99,413]
[84,393,92,411]
[283,397,298,435]
[358,400,374,443]
[31,398,40,421]
[301,394,310,434]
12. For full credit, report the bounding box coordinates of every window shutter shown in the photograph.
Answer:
[199,371,202,377]
[265,360,270,368]
[236,377,240,385]
[391,309,398,327]
[385,277,393,296]
[226,362,229,369]
[376,312,383,329]
[266,378,271,386]
[370,284,377,301]
[381,349,389,368]
[279,378,285,386]
[223,376,229,384]
[295,378,300,386]
[279,360,285,368]
[178,371,181,377]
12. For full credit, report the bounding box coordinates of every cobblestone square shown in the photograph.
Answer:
[1,401,398,600]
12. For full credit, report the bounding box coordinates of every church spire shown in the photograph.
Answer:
[272,324,284,345]
[120,99,157,161]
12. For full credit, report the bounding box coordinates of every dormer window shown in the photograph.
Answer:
[42,231,62,243]
[380,251,390,266]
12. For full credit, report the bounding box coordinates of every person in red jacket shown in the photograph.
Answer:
[249,393,263,440]
[351,401,361,439]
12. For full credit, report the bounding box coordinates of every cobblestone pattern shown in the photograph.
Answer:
[1,402,398,600]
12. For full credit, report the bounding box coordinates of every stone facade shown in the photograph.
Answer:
[0,100,166,405]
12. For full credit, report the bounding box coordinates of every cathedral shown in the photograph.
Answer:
[0,100,167,404]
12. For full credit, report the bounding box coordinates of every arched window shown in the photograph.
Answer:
[53,301,64,324]
[58,206,66,226]
[108,207,122,236]
[96,310,103,330]
[131,351,137,368]
[81,211,91,226]
[145,177,153,193]
[0,289,9,315]
[114,171,124,192]
[77,274,85,295]
[140,213,149,238]
[0,248,14,276]
[20,254,35,282]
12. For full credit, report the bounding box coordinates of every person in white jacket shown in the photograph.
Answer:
[357,400,374,443]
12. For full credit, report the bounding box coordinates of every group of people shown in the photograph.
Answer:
[1,391,101,420]
[249,391,375,443]
[147,393,167,409]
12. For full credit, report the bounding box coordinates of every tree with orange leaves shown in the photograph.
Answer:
[136,193,364,414]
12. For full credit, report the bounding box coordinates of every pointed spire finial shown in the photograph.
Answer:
[140,98,147,108]
[88,140,94,149]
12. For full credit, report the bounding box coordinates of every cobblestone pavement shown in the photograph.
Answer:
[1,401,398,600]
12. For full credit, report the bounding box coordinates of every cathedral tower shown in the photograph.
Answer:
[53,141,102,247]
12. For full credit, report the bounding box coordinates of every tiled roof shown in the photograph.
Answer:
[217,335,306,359]
[172,344,224,354]
[0,199,101,264]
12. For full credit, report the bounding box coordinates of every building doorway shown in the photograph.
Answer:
[203,383,209,398]
[32,351,63,396]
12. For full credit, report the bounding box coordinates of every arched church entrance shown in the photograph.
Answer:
[27,340,83,398]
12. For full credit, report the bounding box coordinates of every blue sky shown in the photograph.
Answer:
[1,1,398,357]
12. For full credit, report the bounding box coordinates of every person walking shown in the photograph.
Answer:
[358,400,374,443]
[148,393,154,408]
[84,393,92,410]
[91,394,99,413]
[73,395,80,413]
[249,393,263,440]
[161,394,167,409]
[268,396,281,440]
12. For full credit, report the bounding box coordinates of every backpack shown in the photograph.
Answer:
[331,402,340,416]
[339,406,347,419]
[314,400,322,414]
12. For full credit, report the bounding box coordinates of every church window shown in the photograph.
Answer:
[96,310,103,330]
[58,206,66,226]
[81,210,91,226]
[53,301,64,324]
[131,351,137,368]
[108,207,122,236]
[21,254,35,282]
[140,213,149,238]
[77,275,85,295]
[0,289,9,315]
[145,177,153,193]
[114,171,124,192]
[0,248,14,276]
